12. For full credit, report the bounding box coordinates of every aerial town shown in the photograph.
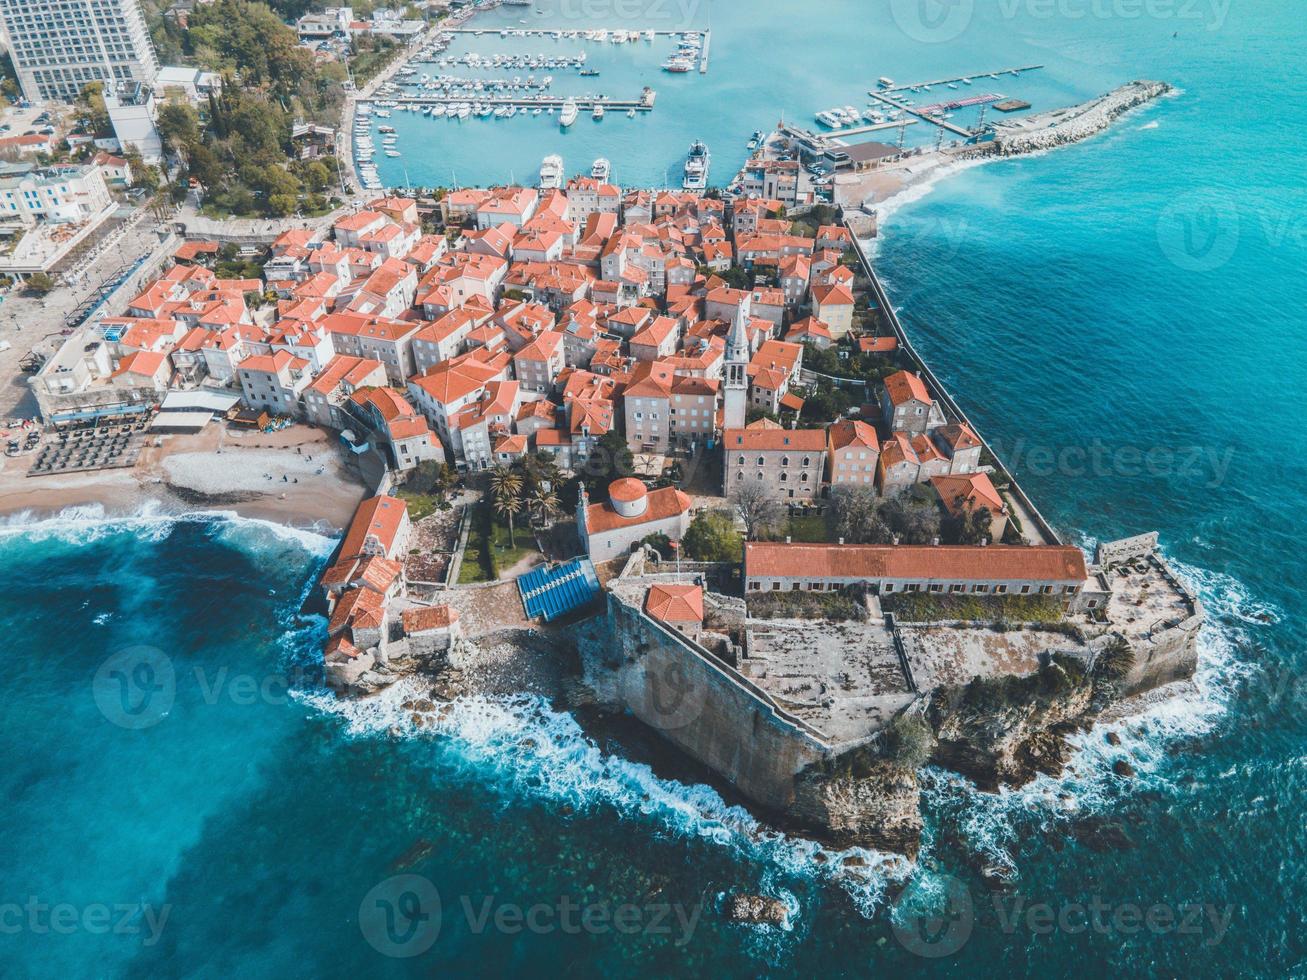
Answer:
[11,169,1202,851]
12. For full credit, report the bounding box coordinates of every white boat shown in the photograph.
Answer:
[627,108,636,118]
[539,153,563,189]
[682,139,709,190]
[457,105,470,119]
[878,77,895,88]
[385,150,402,157]
[592,104,604,120]
[432,105,446,117]
[591,156,610,181]
[559,98,578,126]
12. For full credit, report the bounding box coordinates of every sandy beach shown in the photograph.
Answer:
[0,422,369,532]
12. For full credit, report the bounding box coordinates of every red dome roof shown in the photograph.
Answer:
[608,478,647,503]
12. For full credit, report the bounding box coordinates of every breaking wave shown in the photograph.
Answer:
[298,679,913,922]
[0,502,337,559]
[916,549,1265,876]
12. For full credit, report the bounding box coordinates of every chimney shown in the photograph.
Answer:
[980,537,989,547]
[892,534,900,545]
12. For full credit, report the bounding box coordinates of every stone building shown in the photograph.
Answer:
[722,426,828,501]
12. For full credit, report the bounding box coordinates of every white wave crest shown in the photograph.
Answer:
[298,679,914,919]
[0,501,337,558]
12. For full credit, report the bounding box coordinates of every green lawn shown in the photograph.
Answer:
[783,514,832,543]
[395,489,442,522]
[458,505,539,583]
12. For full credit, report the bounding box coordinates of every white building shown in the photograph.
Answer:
[0,164,113,228]
[0,0,160,103]
[577,479,692,561]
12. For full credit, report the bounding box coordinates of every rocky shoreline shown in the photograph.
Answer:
[981,79,1172,156]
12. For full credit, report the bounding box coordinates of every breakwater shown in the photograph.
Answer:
[984,79,1172,155]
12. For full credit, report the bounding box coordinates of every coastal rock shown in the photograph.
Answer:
[1112,759,1137,779]
[787,757,923,856]
[1105,731,1122,746]
[725,894,788,927]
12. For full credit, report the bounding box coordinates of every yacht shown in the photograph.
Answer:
[661,57,693,72]
[682,139,709,190]
[385,149,402,157]
[591,157,611,181]
[559,98,578,126]
[539,154,564,189]
[592,104,604,120]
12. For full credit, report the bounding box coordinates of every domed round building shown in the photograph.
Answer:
[577,479,692,560]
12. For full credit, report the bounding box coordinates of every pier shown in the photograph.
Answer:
[868,91,974,138]
[699,29,711,73]
[387,94,654,112]
[878,65,1044,93]
[824,119,919,139]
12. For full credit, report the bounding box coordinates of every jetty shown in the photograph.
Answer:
[699,29,711,73]
[868,91,974,138]
[391,94,654,112]
[878,65,1044,93]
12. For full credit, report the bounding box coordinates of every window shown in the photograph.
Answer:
[737,455,744,465]
[1020,585,1031,594]
[802,456,810,467]
[928,584,943,593]
[995,585,1008,594]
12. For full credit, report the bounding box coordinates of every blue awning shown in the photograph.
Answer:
[517,558,600,622]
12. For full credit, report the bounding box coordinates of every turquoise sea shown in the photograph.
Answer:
[3,1,1306,975]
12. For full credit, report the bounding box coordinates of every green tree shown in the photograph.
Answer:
[530,485,560,529]
[682,509,742,562]
[74,82,111,134]
[25,273,55,294]
[584,431,635,501]
[488,466,524,548]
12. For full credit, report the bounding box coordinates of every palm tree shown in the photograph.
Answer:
[488,466,524,548]
[531,486,560,529]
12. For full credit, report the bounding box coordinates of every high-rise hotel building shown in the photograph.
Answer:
[0,0,159,103]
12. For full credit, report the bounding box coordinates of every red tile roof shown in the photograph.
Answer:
[645,584,704,624]
[745,542,1088,584]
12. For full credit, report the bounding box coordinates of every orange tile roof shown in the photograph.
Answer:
[339,495,408,561]
[883,370,932,407]
[723,427,826,452]
[585,485,691,535]
[931,473,1005,518]
[745,542,1087,583]
[401,605,459,633]
[645,583,704,624]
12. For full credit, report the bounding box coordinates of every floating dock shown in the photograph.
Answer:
[824,119,920,139]
[877,65,1044,94]
[389,94,653,112]
[868,91,975,138]
[699,29,711,73]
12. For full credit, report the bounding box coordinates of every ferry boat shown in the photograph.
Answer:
[539,154,563,189]
[559,98,578,127]
[591,157,611,181]
[682,139,709,190]
[592,104,604,120]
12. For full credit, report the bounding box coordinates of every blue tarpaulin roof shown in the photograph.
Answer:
[517,558,600,622]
